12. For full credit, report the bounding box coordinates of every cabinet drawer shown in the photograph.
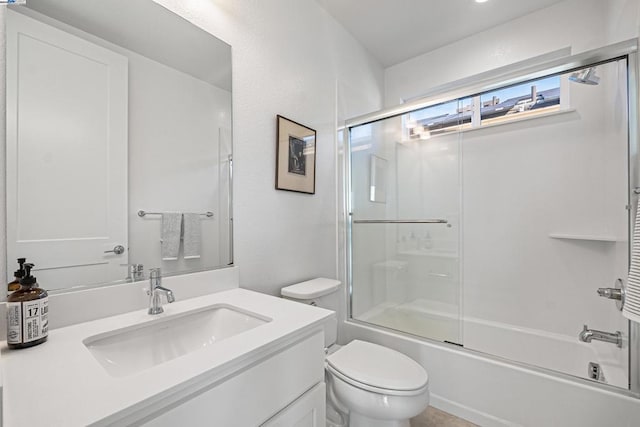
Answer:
[262,383,325,427]
[141,330,325,427]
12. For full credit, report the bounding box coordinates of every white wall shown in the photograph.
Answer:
[153,0,384,295]
[385,0,640,106]
[0,0,381,294]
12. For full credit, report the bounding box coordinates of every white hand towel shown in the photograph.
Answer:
[183,213,202,260]
[161,213,182,261]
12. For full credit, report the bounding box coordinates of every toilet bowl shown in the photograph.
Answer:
[281,278,430,427]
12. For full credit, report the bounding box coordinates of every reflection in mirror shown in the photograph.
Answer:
[5,0,233,295]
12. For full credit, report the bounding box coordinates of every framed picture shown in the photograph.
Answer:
[276,115,316,194]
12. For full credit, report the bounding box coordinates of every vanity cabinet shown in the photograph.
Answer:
[140,330,326,427]
[2,286,334,427]
[262,382,325,426]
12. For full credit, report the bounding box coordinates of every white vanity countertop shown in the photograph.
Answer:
[1,288,333,427]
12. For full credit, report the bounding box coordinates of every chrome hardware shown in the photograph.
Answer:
[579,324,623,348]
[137,210,213,218]
[104,245,125,255]
[147,268,175,315]
[588,362,605,382]
[352,219,448,224]
[122,263,144,282]
[596,278,625,311]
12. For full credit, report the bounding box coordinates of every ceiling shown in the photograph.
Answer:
[316,0,567,68]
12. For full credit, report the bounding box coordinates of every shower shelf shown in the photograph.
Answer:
[398,249,458,258]
[548,233,618,242]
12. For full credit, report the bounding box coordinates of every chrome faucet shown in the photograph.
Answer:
[124,263,145,282]
[579,324,622,348]
[148,268,175,315]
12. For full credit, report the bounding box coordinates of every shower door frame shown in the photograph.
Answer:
[344,39,640,397]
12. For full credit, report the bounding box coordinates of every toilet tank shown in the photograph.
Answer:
[281,278,341,347]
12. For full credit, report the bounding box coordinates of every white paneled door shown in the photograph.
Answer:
[6,10,128,290]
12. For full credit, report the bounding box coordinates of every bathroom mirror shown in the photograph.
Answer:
[5,0,233,294]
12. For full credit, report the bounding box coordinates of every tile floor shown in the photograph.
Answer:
[410,406,478,427]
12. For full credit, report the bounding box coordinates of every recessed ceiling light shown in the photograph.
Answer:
[476,0,489,3]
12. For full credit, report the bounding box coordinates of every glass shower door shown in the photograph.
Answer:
[347,53,633,389]
[348,99,465,345]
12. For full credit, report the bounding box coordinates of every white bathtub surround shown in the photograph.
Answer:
[359,300,627,389]
[343,320,640,427]
[1,284,333,426]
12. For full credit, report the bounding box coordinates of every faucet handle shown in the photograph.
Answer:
[596,278,625,311]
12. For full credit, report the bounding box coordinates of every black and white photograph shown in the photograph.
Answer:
[288,136,306,175]
[276,115,316,194]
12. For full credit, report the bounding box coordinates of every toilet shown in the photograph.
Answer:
[281,278,430,427]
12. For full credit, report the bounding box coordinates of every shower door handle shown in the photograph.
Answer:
[597,278,625,311]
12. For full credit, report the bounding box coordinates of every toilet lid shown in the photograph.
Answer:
[326,340,428,392]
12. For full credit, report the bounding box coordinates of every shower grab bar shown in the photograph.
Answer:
[352,219,448,224]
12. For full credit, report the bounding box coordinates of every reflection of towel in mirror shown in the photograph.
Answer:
[161,213,182,261]
[183,213,201,259]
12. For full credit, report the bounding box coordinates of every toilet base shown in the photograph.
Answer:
[349,412,410,427]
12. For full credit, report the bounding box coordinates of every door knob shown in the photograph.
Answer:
[104,245,125,255]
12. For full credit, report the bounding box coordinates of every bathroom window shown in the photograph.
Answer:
[403,74,564,139]
[405,97,473,140]
[480,75,561,126]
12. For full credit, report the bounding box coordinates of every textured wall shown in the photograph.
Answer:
[152,0,384,295]
[384,0,640,105]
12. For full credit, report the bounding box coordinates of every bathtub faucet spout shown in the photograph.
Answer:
[579,324,622,348]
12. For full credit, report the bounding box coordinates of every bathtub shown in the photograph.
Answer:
[351,299,638,426]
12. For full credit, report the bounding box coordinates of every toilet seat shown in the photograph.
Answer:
[326,340,428,397]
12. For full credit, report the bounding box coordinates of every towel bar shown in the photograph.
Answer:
[137,210,214,218]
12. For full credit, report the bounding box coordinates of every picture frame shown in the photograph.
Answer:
[276,115,316,194]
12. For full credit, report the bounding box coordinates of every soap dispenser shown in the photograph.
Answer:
[7,258,27,293]
[6,263,49,349]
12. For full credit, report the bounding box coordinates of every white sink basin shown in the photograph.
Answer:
[83,304,270,377]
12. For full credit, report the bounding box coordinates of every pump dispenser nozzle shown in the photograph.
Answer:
[20,263,37,286]
[14,258,26,278]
